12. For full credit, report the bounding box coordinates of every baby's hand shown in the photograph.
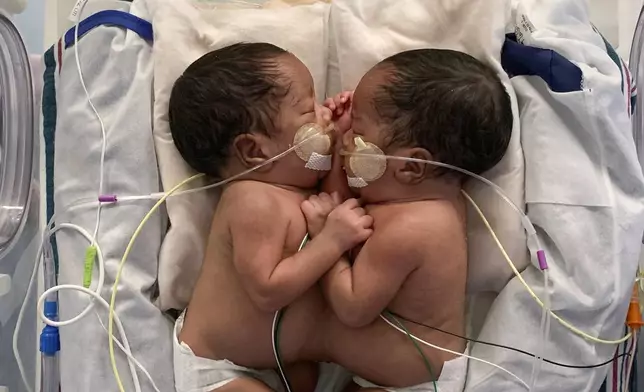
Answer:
[323,91,353,134]
[321,198,373,251]
[301,192,341,237]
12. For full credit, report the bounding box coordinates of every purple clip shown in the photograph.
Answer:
[98,194,117,203]
[537,250,548,270]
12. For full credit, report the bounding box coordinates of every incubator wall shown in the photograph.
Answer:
[590,0,644,59]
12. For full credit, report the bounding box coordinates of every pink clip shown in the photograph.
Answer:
[537,250,548,270]
[98,195,117,203]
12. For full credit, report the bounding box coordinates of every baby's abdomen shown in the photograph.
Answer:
[181,267,327,369]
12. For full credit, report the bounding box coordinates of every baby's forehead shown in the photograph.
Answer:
[353,66,391,110]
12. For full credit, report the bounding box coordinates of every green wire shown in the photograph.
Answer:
[385,311,439,391]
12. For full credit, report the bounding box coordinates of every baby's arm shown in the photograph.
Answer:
[321,222,423,328]
[231,196,371,312]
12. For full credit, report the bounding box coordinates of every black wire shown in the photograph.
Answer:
[389,312,631,369]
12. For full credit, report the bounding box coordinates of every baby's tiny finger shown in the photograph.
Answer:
[331,192,342,205]
[360,215,374,228]
[319,193,333,205]
[324,98,336,111]
[301,200,313,213]
[342,198,360,209]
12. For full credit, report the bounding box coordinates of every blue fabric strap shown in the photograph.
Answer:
[63,9,153,49]
[501,34,583,93]
[42,46,60,273]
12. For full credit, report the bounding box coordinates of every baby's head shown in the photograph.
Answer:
[344,49,513,203]
[169,43,332,189]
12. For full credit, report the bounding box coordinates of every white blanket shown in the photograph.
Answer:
[467,1,644,391]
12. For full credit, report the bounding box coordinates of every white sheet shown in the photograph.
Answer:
[51,1,173,391]
[467,1,644,391]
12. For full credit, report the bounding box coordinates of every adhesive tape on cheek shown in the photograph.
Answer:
[294,123,331,162]
[349,138,387,182]
[347,176,369,188]
[305,152,332,171]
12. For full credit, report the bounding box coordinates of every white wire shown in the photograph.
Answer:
[151,138,315,199]
[13,236,45,392]
[345,152,530,231]
[74,0,107,246]
[38,285,159,392]
[42,224,105,326]
[13,222,130,392]
[379,315,530,389]
[623,331,638,392]
[34,223,148,392]
[528,270,551,391]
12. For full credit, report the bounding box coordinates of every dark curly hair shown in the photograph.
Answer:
[373,49,513,177]
[168,43,290,178]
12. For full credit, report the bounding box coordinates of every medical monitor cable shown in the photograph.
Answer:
[388,312,633,369]
[13,219,157,392]
[379,314,530,389]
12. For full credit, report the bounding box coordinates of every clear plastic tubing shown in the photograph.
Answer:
[41,354,60,392]
[40,240,60,392]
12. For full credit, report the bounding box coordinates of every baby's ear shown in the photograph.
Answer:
[233,133,273,169]
[394,148,432,185]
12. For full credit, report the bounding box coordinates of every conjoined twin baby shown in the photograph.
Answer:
[168,42,513,392]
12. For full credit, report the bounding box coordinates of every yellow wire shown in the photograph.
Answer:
[461,190,632,345]
[107,174,204,392]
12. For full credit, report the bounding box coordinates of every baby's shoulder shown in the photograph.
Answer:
[221,182,287,220]
[374,202,464,251]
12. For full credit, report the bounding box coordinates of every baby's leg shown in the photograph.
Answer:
[214,378,275,392]
[342,383,383,392]
[286,361,319,392]
[342,382,362,392]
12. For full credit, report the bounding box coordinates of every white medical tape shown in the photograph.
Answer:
[347,176,369,188]
[305,152,332,171]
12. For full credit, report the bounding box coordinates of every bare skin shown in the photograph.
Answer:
[178,53,373,392]
[310,65,468,389]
